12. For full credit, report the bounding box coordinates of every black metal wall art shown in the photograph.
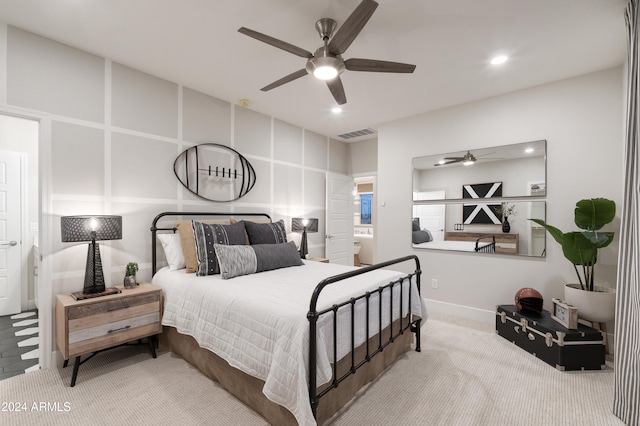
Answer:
[173,143,256,202]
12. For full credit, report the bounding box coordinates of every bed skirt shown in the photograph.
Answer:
[159,320,413,425]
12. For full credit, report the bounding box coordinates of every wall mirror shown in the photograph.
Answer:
[412,140,546,201]
[412,140,547,257]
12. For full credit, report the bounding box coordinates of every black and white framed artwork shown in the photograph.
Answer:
[462,182,502,224]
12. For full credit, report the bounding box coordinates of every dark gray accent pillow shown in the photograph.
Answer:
[214,241,304,279]
[193,220,247,276]
[243,219,288,244]
[412,230,432,244]
[412,218,420,232]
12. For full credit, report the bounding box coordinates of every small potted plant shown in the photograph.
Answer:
[124,262,139,289]
[530,198,616,322]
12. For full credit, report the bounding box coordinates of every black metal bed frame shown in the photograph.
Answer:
[150,212,422,420]
[474,235,496,253]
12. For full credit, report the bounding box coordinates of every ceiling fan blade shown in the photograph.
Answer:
[238,27,313,58]
[434,160,460,166]
[326,77,347,105]
[345,58,416,73]
[260,69,309,91]
[442,157,464,161]
[327,0,378,55]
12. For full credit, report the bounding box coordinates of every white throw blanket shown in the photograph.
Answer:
[153,260,426,426]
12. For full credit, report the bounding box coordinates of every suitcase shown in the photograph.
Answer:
[495,304,605,371]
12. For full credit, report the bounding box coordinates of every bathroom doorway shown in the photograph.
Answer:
[0,113,40,378]
[353,175,376,266]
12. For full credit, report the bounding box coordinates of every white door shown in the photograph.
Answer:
[0,151,22,316]
[326,173,354,265]
[413,190,446,241]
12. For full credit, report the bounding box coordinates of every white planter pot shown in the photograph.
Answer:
[564,284,616,323]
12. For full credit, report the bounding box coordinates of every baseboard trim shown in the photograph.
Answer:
[27,299,37,311]
[424,298,494,324]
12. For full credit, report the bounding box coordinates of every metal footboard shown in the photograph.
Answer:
[475,235,496,253]
[307,255,422,419]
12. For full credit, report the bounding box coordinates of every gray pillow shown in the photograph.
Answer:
[214,241,304,279]
[412,218,420,232]
[412,230,432,244]
[243,219,288,244]
[193,221,247,276]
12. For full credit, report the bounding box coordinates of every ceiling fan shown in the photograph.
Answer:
[434,151,499,167]
[238,0,416,105]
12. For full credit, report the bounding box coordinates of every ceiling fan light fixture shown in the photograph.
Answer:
[314,65,339,80]
[462,151,476,166]
[307,54,344,80]
[490,55,508,65]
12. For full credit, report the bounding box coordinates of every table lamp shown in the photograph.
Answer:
[292,217,318,259]
[61,215,122,294]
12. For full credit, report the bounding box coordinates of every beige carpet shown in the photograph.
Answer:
[0,314,623,426]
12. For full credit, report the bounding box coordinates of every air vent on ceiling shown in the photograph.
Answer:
[337,128,377,140]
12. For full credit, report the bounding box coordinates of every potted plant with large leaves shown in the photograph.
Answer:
[530,198,616,323]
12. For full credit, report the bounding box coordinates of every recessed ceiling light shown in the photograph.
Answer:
[525,147,534,154]
[490,55,508,65]
[332,107,343,114]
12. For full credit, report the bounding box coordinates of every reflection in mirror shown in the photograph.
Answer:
[412,140,546,200]
[412,201,546,257]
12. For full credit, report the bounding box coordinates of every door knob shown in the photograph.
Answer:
[0,241,17,246]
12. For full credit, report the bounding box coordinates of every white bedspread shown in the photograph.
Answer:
[152,260,425,426]
[413,240,479,251]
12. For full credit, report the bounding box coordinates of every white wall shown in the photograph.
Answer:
[348,138,377,175]
[377,67,624,321]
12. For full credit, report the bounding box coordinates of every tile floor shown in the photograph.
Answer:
[0,310,39,380]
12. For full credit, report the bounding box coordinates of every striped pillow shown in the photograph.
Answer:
[243,219,288,244]
[214,241,303,279]
[193,221,247,276]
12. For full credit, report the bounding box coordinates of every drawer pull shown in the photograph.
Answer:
[108,305,130,312]
[527,333,535,341]
[108,325,131,334]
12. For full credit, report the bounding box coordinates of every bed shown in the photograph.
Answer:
[150,212,425,426]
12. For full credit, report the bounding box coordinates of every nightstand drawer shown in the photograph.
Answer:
[68,296,160,332]
[69,311,161,344]
[68,314,161,357]
[67,292,160,320]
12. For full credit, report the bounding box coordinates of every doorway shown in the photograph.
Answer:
[0,113,40,378]
[353,175,376,265]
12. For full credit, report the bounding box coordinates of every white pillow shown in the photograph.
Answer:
[158,233,185,270]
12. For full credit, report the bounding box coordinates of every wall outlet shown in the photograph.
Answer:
[431,279,438,289]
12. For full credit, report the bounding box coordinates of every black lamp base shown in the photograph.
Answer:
[299,228,308,259]
[83,241,106,294]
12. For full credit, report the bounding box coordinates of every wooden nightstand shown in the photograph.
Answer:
[55,282,163,386]
[308,257,329,263]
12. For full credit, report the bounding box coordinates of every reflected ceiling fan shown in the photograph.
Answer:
[435,151,501,167]
[238,0,416,105]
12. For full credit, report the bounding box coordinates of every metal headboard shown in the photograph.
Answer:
[150,211,272,276]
